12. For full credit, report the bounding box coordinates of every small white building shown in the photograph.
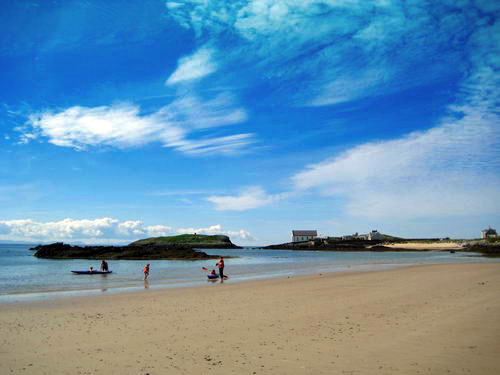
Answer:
[292,230,318,242]
[481,227,497,239]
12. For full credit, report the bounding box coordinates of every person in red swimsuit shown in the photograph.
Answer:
[143,264,150,280]
[217,257,224,279]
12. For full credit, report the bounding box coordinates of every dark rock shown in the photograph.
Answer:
[463,241,500,257]
[263,239,385,251]
[32,242,220,260]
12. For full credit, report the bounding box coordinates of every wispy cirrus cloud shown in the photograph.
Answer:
[19,93,252,156]
[207,186,288,211]
[0,218,253,243]
[188,2,499,219]
[164,0,485,106]
[166,46,217,85]
[291,16,500,218]
[291,107,500,218]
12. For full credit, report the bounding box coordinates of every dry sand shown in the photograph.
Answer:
[384,242,463,250]
[1,263,500,375]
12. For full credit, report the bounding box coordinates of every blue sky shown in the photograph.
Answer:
[0,0,499,245]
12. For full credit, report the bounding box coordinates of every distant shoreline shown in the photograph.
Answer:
[263,238,500,256]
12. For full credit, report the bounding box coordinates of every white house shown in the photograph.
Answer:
[481,227,497,239]
[292,230,318,242]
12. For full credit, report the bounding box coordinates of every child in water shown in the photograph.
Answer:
[143,264,150,280]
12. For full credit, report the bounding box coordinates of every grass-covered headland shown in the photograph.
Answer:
[130,234,239,248]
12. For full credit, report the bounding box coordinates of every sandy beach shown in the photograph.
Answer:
[1,263,500,375]
[384,242,464,250]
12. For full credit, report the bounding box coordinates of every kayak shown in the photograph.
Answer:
[207,274,219,279]
[71,270,112,274]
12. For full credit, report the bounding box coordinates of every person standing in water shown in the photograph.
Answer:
[100,260,108,272]
[143,264,150,280]
[217,257,225,280]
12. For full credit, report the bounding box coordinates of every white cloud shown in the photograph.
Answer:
[0,218,252,243]
[173,133,253,155]
[22,94,252,155]
[309,68,389,106]
[291,16,500,219]
[160,93,247,129]
[27,104,168,149]
[165,1,494,107]
[162,4,500,221]
[143,225,173,237]
[176,224,254,241]
[207,186,287,211]
[291,100,500,218]
[166,46,217,85]
[0,218,162,242]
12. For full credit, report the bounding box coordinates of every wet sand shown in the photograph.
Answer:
[1,263,499,375]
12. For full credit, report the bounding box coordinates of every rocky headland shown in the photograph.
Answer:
[31,234,240,260]
[263,238,464,252]
[264,238,391,251]
[462,239,500,257]
[264,237,500,257]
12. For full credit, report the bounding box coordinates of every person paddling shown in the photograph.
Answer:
[143,264,150,280]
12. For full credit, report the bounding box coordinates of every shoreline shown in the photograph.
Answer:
[0,261,495,306]
[1,253,483,304]
[1,252,497,304]
[2,263,499,374]
[0,261,406,304]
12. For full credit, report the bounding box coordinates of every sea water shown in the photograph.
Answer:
[0,244,497,303]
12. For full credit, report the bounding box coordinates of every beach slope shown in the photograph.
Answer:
[1,263,499,374]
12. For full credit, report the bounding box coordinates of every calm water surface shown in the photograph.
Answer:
[0,244,496,303]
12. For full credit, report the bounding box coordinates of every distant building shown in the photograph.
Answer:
[292,230,318,242]
[367,230,385,241]
[342,230,385,241]
[342,232,359,240]
[481,227,497,239]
